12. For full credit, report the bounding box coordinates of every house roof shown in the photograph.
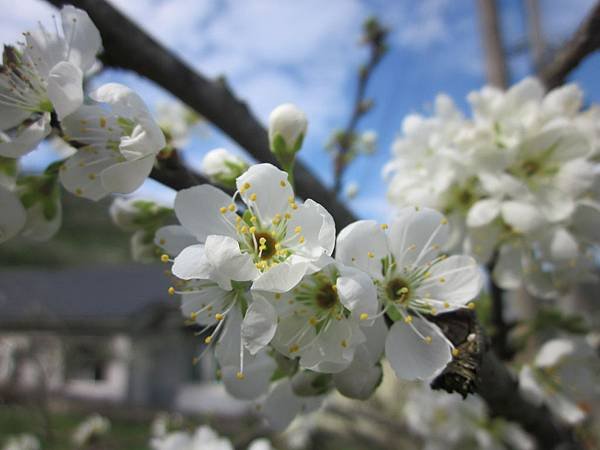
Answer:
[0,264,177,332]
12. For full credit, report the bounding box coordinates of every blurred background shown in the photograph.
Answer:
[0,0,599,449]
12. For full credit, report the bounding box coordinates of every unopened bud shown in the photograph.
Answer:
[201,148,248,190]
[268,103,307,166]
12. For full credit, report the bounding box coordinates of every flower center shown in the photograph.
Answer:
[255,231,277,260]
[522,160,540,177]
[386,277,411,304]
[315,283,339,310]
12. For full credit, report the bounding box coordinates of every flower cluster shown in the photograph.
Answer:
[72,414,110,447]
[384,78,600,299]
[0,6,165,243]
[150,424,272,450]
[402,383,534,450]
[159,156,482,429]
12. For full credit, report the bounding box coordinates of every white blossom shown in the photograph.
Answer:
[385,77,600,298]
[72,414,110,446]
[1,435,40,450]
[60,83,166,200]
[344,182,359,199]
[519,337,600,425]
[156,101,201,148]
[246,257,379,373]
[166,163,335,293]
[268,103,307,156]
[336,207,482,380]
[201,148,248,189]
[0,6,101,158]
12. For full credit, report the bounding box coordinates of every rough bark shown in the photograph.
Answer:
[46,0,357,228]
[539,1,600,89]
[477,0,509,88]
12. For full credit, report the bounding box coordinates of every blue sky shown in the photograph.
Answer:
[2,0,599,223]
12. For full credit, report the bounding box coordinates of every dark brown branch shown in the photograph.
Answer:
[333,18,387,194]
[476,0,509,88]
[432,311,581,450]
[46,0,357,228]
[539,1,600,90]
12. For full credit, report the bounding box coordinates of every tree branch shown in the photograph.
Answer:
[476,0,509,89]
[432,311,581,450]
[539,1,600,90]
[45,0,357,228]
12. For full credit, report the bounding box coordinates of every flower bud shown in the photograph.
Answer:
[109,197,142,231]
[268,103,307,165]
[201,148,249,190]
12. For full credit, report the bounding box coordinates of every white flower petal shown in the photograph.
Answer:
[60,5,102,73]
[221,351,277,400]
[389,207,450,267]
[336,265,378,317]
[20,199,62,242]
[180,284,232,326]
[501,201,545,234]
[333,357,381,400]
[287,200,331,259]
[466,198,501,227]
[0,185,26,243]
[304,199,336,256]
[572,201,600,243]
[100,154,155,194]
[534,339,574,368]
[261,380,303,432]
[385,317,452,381]
[336,220,388,279]
[47,61,83,120]
[534,187,574,223]
[242,294,277,355]
[492,243,523,289]
[204,235,259,282]
[171,244,212,280]
[0,114,50,158]
[236,163,293,222]
[417,255,482,307]
[154,225,197,257]
[59,148,117,200]
[252,261,309,293]
[546,227,578,262]
[174,184,236,241]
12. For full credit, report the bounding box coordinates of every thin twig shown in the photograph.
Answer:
[332,18,387,194]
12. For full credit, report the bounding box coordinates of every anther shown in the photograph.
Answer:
[367,252,375,258]
[219,206,227,214]
[380,223,388,230]
[359,313,369,321]
[424,336,432,344]
[160,254,170,263]
[236,371,245,380]
[249,193,257,201]
[294,226,302,234]
[467,302,475,310]
[452,348,460,357]
[168,287,175,296]
[204,336,213,344]
[228,203,236,212]
[215,313,224,321]
[404,315,413,324]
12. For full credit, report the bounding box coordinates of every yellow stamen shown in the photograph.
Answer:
[204,336,213,344]
[250,193,257,201]
[160,254,170,263]
[359,313,369,321]
[168,287,175,296]
[215,313,224,321]
[219,206,227,214]
[236,371,245,380]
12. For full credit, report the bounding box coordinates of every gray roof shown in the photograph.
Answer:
[0,264,176,331]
